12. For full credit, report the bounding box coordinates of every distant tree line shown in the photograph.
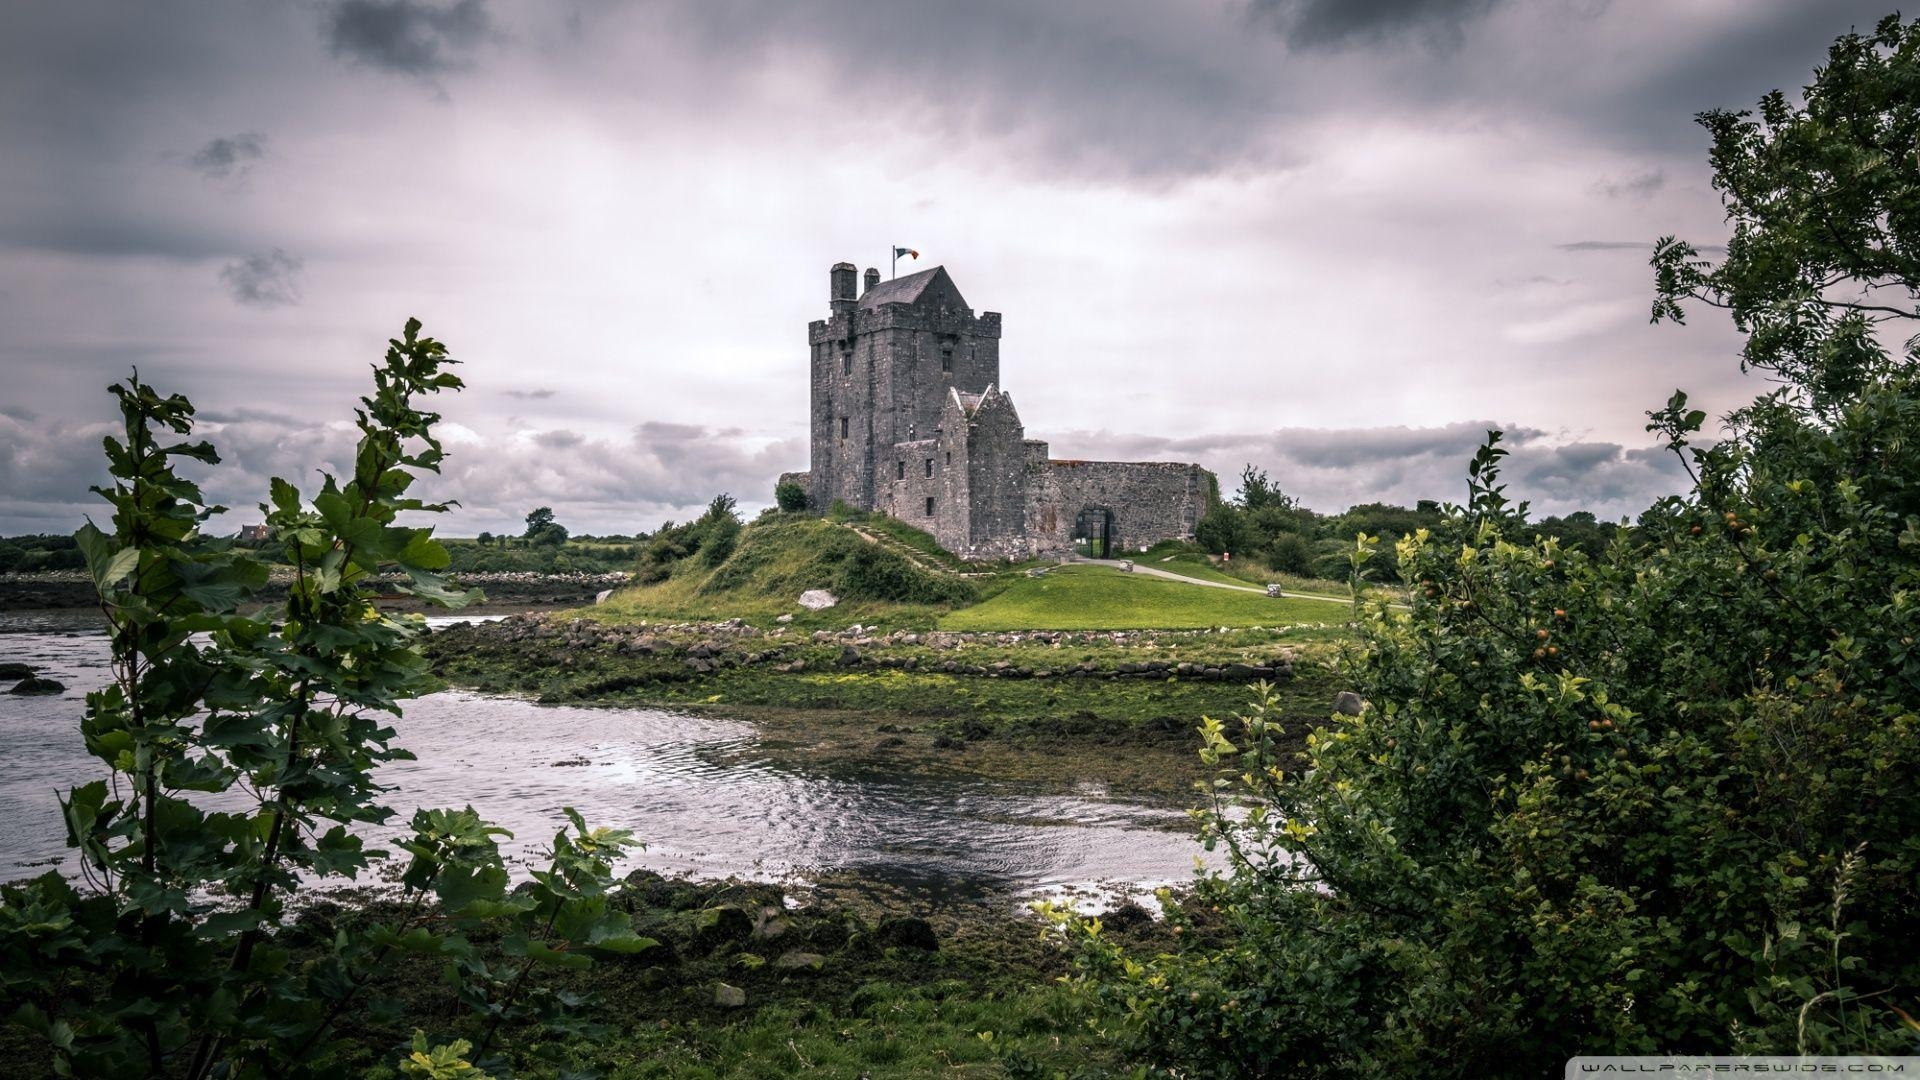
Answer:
[0,534,86,572]
[1195,464,1624,582]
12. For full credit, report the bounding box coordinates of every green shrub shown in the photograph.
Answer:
[1193,502,1257,557]
[832,542,974,605]
[1262,532,1314,575]
[1054,17,1920,1076]
[774,479,809,513]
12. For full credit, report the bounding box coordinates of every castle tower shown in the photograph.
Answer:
[805,261,1002,512]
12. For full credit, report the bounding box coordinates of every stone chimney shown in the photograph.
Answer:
[863,267,880,294]
[830,262,857,315]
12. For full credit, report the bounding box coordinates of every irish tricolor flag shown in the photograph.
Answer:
[893,247,919,260]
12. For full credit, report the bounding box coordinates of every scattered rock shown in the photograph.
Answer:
[873,916,938,951]
[714,983,747,1008]
[752,910,792,942]
[9,677,65,696]
[797,589,838,610]
[0,662,34,679]
[776,613,794,623]
[874,736,906,750]
[1333,691,1366,716]
[772,950,826,971]
[837,645,861,667]
[595,589,614,605]
[1265,583,1284,598]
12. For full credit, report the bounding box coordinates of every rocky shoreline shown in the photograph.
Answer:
[440,612,1302,686]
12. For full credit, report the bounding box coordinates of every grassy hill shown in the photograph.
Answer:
[594,513,1359,635]
[938,564,1351,635]
[595,514,977,627]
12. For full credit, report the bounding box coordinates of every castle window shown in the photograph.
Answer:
[925,496,936,516]
[940,347,953,373]
[946,451,951,465]
[840,417,848,440]
[924,458,934,478]
[840,341,852,375]
[896,460,905,481]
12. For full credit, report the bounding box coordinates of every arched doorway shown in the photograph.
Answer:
[1073,507,1115,558]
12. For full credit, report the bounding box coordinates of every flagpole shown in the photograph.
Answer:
[891,248,896,280]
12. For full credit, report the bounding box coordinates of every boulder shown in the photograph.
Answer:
[691,905,754,953]
[776,613,794,623]
[752,910,792,942]
[714,983,747,1008]
[595,589,613,605]
[772,950,826,971]
[9,677,65,696]
[837,645,862,667]
[1333,691,1366,716]
[0,662,34,679]
[798,590,838,610]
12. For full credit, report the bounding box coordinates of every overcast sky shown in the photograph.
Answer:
[0,0,1895,537]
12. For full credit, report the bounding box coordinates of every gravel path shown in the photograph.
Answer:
[1071,558,1355,606]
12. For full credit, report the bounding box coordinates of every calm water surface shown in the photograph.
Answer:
[0,610,1206,909]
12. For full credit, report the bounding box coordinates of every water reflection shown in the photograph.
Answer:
[0,610,1208,908]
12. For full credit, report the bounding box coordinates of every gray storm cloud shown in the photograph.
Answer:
[324,0,492,77]
[1249,0,1507,51]
[0,0,1900,535]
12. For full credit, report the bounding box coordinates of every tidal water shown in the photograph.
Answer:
[0,610,1205,910]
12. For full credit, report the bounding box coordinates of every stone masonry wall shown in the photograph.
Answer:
[1027,460,1212,554]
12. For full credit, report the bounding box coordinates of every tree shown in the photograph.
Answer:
[0,322,647,1078]
[1651,12,1920,416]
[523,506,567,546]
[697,493,742,567]
[1236,464,1295,513]
[1193,501,1257,557]
[475,530,493,546]
[1056,16,1920,1076]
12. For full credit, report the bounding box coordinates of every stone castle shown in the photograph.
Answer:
[780,262,1213,560]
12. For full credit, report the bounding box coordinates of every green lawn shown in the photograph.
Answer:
[937,564,1350,631]
[1136,541,1398,604]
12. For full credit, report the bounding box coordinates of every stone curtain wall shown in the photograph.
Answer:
[1029,460,1213,554]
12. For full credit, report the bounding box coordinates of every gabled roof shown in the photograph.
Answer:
[859,265,968,310]
[946,384,1020,425]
